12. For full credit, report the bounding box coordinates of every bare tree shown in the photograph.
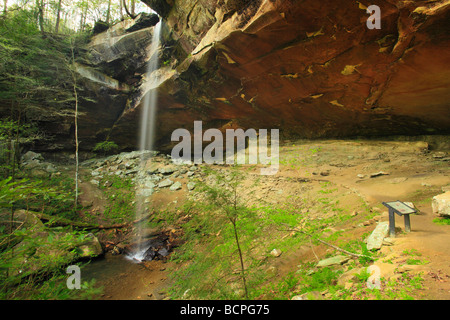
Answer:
[69,39,80,206]
[105,0,111,23]
[55,0,62,33]
[2,0,7,17]
[122,0,136,19]
[36,0,45,34]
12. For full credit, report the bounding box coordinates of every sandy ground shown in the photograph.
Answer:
[80,138,450,300]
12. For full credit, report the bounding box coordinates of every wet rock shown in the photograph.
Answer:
[77,233,103,258]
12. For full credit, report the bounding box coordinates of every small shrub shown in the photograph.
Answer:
[92,141,118,156]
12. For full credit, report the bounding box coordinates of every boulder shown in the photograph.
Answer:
[158,178,174,188]
[92,20,110,35]
[21,151,44,163]
[76,233,104,258]
[125,13,160,33]
[270,249,282,257]
[169,181,182,191]
[4,231,103,280]
[432,191,450,217]
[317,255,349,267]
[366,221,389,251]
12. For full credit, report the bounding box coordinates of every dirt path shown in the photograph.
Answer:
[77,138,450,300]
[282,139,450,299]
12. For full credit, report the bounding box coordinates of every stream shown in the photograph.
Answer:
[82,253,170,300]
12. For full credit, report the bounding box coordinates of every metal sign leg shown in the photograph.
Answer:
[404,214,411,233]
[389,208,396,237]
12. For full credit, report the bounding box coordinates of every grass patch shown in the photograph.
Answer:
[433,217,450,225]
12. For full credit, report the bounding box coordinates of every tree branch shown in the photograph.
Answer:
[279,224,373,260]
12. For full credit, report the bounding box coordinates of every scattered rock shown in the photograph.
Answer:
[158,179,174,188]
[77,233,103,258]
[432,151,447,159]
[22,151,44,162]
[270,249,282,257]
[370,171,390,178]
[170,181,182,191]
[187,182,196,191]
[366,221,389,251]
[159,166,176,175]
[317,255,349,267]
[432,191,450,217]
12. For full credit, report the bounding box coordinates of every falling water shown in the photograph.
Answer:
[129,20,162,262]
[139,20,162,152]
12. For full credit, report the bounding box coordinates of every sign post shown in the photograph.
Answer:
[382,201,416,237]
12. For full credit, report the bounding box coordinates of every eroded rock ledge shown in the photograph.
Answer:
[43,0,450,151]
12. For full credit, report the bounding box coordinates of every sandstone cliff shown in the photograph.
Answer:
[59,0,450,151]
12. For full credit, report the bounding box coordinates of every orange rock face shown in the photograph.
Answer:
[109,0,449,149]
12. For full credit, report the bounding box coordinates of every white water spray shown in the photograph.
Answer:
[129,20,162,262]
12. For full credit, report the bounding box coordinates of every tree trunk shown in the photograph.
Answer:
[55,0,62,33]
[231,219,249,299]
[70,42,79,207]
[79,12,83,32]
[36,0,45,34]
[122,0,136,19]
[2,0,7,17]
[119,0,124,20]
[131,0,135,16]
[106,0,111,23]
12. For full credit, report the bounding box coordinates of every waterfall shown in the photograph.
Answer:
[140,20,162,152]
[128,20,162,262]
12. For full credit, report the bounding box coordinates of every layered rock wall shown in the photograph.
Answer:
[33,1,450,151]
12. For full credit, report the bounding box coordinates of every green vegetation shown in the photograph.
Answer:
[98,173,136,223]
[0,171,102,299]
[93,141,119,156]
[166,166,377,300]
[433,217,450,225]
